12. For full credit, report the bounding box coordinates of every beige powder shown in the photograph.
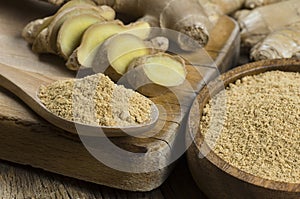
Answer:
[201,70,300,183]
[39,73,153,126]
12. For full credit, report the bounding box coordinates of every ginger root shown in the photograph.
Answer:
[43,0,65,5]
[22,17,52,44]
[92,34,169,81]
[95,0,213,50]
[237,0,300,47]
[66,20,151,70]
[250,25,300,60]
[22,0,189,97]
[32,4,115,54]
[244,0,288,9]
[22,0,97,44]
[199,0,245,23]
[57,14,104,59]
[125,53,187,97]
[144,37,169,54]
[79,32,185,97]
[91,33,151,81]
[29,0,217,50]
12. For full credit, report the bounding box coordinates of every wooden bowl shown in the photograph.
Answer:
[186,59,300,199]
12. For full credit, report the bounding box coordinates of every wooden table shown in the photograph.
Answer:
[0,157,207,198]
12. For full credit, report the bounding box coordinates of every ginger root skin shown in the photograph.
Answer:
[244,0,288,9]
[144,37,169,54]
[237,0,300,47]
[42,0,65,5]
[95,0,213,51]
[232,9,251,21]
[28,0,216,50]
[22,17,52,44]
[199,0,245,23]
[22,0,97,44]
[250,25,300,61]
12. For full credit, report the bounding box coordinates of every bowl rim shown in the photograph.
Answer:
[188,58,300,192]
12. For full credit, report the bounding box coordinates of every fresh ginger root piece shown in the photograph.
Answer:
[32,6,103,54]
[22,17,52,44]
[44,0,65,5]
[106,34,150,77]
[34,0,213,50]
[95,0,213,50]
[144,37,169,54]
[66,20,151,70]
[57,14,105,59]
[210,0,245,14]
[125,53,187,97]
[137,15,160,27]
[232,9,251,21]
[250,25,300,60]
[237,0,300,47]
[92,34,169,81]
[22,0,96,44]
[92,34,151,81]
[244,0,287,9]
[199,0,245,24]
[32,4,115,54]
[94,4,115,20]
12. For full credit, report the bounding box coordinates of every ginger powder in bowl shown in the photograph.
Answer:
[200,70,300,183]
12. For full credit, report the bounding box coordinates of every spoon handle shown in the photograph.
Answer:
[0,62,58,120]
[0,63,53,99]
[0,63,78,133]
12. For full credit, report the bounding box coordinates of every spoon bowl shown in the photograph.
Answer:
[0,63,159,137]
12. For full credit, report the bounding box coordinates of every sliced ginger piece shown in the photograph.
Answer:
[138,54,186,87]
[126,53,186,96]
[57,14,105,59]
[106,35,169,78]
[66,20,151,70]
[107,34,150,75]
[22,0,96,44]
[32,4,115,54]
[95,5,115,21]
[32,5,101,54]
[92,33,150,81]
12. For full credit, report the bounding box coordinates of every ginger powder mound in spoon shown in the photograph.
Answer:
[201,70,300,183]
[39,73,153,126]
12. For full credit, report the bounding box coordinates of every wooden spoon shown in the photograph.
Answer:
[0,63,159,137]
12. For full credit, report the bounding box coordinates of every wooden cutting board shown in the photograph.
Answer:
[0,0,240,191]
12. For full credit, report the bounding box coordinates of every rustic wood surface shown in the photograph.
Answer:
[0,0,239,197]
[0,157,207,199]
[187,59,300,199]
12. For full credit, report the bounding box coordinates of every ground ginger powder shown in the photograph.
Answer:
[39,73,153,126]
[201,70,300,183]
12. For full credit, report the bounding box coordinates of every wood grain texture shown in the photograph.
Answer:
[187,59,300,199]
[0,0,239,193]
[0,157,206,199]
